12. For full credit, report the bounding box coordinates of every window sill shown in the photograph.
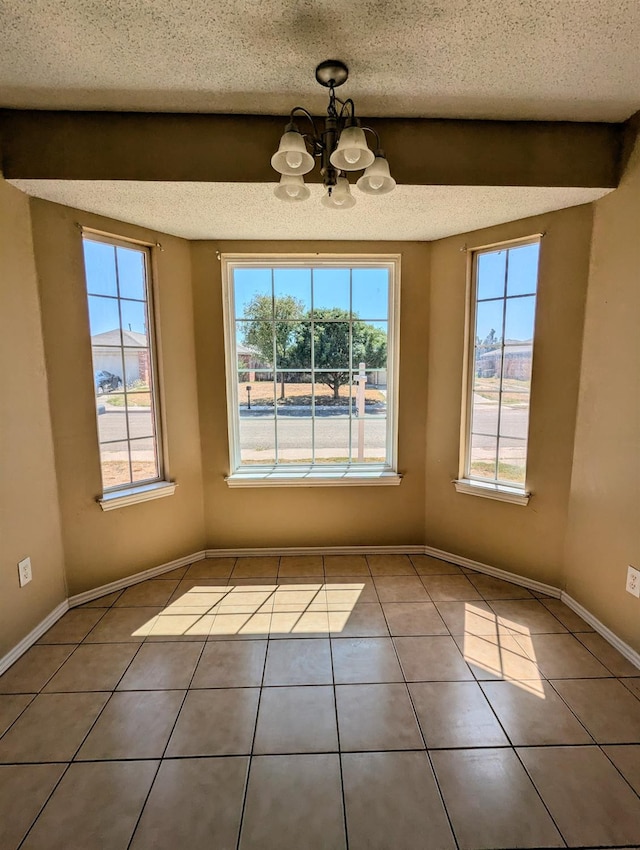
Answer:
[453,478,530,506]
[226,467,402,488]
[98,480,176,511]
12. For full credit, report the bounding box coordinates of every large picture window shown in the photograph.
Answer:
[82,234,163,492]
[222,256,400,483]
[462,238,541,495]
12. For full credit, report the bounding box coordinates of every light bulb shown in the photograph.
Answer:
[368,176,385,190]
[285,151,303,169]
[344,149,361,165]
[333,197,345,206]
[285,184,302,198]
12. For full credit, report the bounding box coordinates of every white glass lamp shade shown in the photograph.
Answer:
[329,125,375,172]
[271,131,315,176]
[274,174,311,202]
[356,155,397,194]
[321,177,356,209]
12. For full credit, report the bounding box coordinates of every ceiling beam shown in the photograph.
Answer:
[0,110,623,188]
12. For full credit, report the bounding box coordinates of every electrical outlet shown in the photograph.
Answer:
[626,565,640,598]
[18,557,32,588]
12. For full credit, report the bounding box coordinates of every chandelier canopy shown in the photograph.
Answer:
[270,60,396,208]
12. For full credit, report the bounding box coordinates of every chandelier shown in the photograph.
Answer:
[270,60,396,208]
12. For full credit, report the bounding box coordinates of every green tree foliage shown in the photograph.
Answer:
[242,294,306,398]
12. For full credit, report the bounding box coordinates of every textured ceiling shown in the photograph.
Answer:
[9,181,611,241]
[0,1,639,121]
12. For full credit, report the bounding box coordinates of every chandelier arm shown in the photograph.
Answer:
[361,125,381,151]
[339,98,356,123]
[289,107,320,140]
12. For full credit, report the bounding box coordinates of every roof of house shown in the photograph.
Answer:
[92,329,147,347]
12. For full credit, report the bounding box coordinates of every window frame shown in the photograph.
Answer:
[457,234,542,505]
[221,253,401,485]
[81,228,168,501]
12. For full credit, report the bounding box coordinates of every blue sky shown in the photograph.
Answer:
[476,243,539,342]
[83,239,148,337]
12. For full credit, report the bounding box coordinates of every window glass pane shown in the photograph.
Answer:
[120,348,151,389]
[352,268,388,319]
[130,436,159,482]
[239,415,275,465]
[352,320,387,370]
[97,396,128,443]
[314,322,350,368]
[116,246,146,300]
[120,300,148,345]
[93,359,124,394]
[475,300,504,346]
[127,396,155,440]
[275,371,312,410]
[363,371,387,417]
[497,437,527,485]
[474,347,503,382]
[234,268,272,319]
[505,296,536,342]
[507,243,539,296]
[312,268,350,313]
[351,417,387,463]
[99,440,131,488]
[274,268,311,311]
[237,320,274,372]
[499,395,530,440]
[238,376,275,413]
[88,295,121,340]
[471,391,500,436]
[83,241,117,296]
[469,434,497,480]
[501,343,533,387]
[313,371,351,405]
[316,417,350,464]
[477,250,506,301]
[276,417,313,464]
[275,322,309,370]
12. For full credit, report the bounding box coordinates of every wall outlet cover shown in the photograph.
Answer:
[18,557,32,588]
[626,565,640,598]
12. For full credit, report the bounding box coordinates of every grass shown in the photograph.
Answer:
[474,377,530,407]
[240,381,385,407]
[101,389,152,407]
[102,462,157,488]
[469,461,525,484]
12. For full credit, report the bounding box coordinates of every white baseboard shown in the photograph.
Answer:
[561,592,640,671]
[205,544,424,558]
[0,600,69,677]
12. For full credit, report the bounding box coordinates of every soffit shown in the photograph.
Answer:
[0,1,638,121]
[9,181,610,241]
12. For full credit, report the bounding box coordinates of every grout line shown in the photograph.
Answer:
[327,581,351,850]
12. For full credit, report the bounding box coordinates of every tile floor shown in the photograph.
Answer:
[1,553,640,849]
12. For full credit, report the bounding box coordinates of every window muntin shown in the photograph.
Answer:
[82,235,163,492]
[465,239,540,489]
[224,257,398,474]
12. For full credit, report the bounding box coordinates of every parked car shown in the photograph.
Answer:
[94,370,122,393]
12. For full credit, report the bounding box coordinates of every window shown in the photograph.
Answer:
[222,256,400,485]
[458,237,541,502]
[82,233,164,495]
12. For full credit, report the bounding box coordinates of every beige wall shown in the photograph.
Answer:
[564,131,640,652]
[191,241,429,549]
[29,199,206,595]
[0,179,67,656]
[424,205,594,586]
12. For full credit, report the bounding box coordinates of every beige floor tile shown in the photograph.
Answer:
[489,599,568,634]
[0,645,75,693]
[336,683,423,751]
[155,565,189,580]
[329,602,390,637]
[382,601,449,636]
[253,686,338,754]
[83,607,162,643]
[208,610,272,640]
[410,554,461,575]
[263,638,332,685]
[0,764,65,850]
[576,632,640,676]
[410,681,508,747]
[420,575,482,601]
[519,745,640,848]
[480,679,592,745]
[539,598,594,631]
[184,558,235,579]
[432,748,563,850]
[21,760,157,850]
[168,579,230,606]
[332,637,403,684]
[278,555,324,576]
[552,678,640,742]
[239,754,345,850]
[434,600,496,635]
[366,554,416,575]
[77,590,123,608]
[0,694,35,736]
[373,575,429,602]
[231,557,279,578]
[395,635,473,681]
[166,688,259,755]
[114,580,179,608]
[324,555,370,576]
[324,575,378,602]
[468,574,534,600]
[129,757,248,850]
[77,690,184,760]
[269,608,331,638]
[603,745,640,796]
[454,631,544,682]
[269,582,324,609]
[43,643,139,692]
[517,633,610,678]
[0,692,109,762]
[117,642,204,690]
[191,640,267,688]
[342,751,455,850]
[144,610,215,640]
[37,609,105,644]
[623,678,640,699]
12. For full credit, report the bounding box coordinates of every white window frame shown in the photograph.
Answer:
[222,253,401,487]
[455,235,542,506]
[81,229,175,510]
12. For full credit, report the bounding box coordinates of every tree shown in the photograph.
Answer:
[242,294,305,399]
